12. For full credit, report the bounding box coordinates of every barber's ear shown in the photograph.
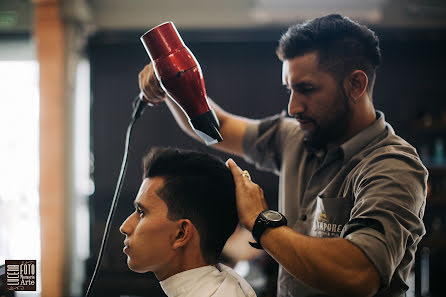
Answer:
[344,70,368,103]
[172,219,193,249]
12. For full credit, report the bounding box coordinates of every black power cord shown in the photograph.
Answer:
[85,95,147,297]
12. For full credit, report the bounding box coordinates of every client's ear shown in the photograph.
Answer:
[172,219,193,249]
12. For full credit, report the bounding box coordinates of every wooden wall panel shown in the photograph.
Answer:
[34,1,66,297]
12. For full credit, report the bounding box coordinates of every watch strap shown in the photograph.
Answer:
[248,241,263,250]
[251,212,267,243]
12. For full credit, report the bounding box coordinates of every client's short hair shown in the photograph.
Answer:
[143,147,238,264]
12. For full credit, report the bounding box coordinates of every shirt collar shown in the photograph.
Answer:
[340,110,387,162]
[160,265,219,297]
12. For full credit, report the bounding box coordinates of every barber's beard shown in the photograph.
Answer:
[304,91,351,149]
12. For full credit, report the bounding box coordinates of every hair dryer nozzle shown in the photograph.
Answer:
[190,110,223,145]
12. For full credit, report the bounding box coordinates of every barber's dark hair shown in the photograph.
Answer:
[143,147,238,264]
[277,14,381,95]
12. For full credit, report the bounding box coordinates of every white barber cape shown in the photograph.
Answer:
[160,264,257,297]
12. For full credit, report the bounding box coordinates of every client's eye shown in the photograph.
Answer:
[301,88,314,94]
[299,85,315,94]
[136,207,144,217]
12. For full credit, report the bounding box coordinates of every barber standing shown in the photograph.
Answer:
[138,14,427,297]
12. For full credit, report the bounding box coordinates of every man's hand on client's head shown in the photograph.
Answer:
[226,158,268,231]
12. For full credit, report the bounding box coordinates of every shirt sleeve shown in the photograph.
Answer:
[341,148,428,290]
[242,113,297,175]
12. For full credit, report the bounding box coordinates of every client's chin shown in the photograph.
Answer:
[126,258,148,274]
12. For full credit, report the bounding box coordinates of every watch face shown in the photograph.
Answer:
[263,210,283,222]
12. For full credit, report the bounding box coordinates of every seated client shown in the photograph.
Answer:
[119,147,256,297]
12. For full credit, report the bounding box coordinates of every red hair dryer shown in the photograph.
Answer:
[140,22,223,145]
